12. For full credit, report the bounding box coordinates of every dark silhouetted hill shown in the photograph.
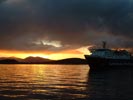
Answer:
[0,59,19,64]
[22,56,52,63]
[0,57,87,64]
[49,58,87,64]
[0,57,23,62]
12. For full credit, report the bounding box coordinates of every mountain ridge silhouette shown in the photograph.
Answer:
[0,56,87,64]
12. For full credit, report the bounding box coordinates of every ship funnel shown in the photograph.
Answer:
[102,41,106,49]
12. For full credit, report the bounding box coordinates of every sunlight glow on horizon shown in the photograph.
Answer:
[0,46,91,60]
[0,46,131,60]
[0,52,85,60]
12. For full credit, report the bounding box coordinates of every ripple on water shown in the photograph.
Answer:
[0,65,90,100]
[0,64,133,99]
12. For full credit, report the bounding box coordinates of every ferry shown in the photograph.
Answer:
[84,42,133,70]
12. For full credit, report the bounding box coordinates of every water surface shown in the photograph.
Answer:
[0,64,133,100]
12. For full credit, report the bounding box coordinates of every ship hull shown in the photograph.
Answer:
[85,55,133,70]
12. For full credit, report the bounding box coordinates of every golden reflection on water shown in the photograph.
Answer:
[0,64,89,99]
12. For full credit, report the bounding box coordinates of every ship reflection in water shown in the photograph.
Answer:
[0,64,133,100]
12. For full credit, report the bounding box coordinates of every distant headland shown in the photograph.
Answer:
[0,56,87,64]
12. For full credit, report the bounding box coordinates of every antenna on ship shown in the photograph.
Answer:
[102,41,106,49]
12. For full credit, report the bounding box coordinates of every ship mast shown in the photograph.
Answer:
[102,41,106,49]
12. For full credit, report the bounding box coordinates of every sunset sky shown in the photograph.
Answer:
[0,0,133,60]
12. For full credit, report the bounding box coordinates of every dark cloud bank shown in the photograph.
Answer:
[0,0,133,52]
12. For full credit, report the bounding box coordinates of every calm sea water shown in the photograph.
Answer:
[0,64,133,100]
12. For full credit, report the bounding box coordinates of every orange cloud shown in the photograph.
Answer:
[59,49,83,54]
[0,50,52,58]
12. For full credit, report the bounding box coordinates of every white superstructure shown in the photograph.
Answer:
[90,49,131,59]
